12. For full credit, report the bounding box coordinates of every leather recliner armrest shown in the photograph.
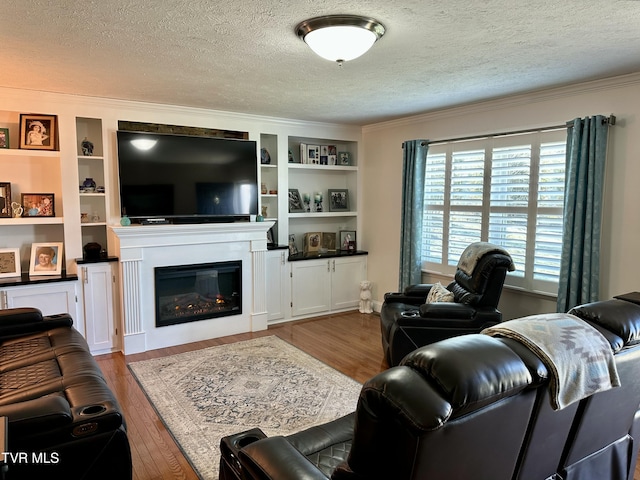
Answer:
[419,302,476,319]
[0,308,43,326]
[0,394,72,435]
[239,436,329,480]
[0,311,73,338]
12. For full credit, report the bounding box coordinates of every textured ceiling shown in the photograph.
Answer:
[2,1,640,125]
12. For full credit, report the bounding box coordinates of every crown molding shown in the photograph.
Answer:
[363,71,640,133]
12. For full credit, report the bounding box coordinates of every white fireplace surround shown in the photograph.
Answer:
[109,222,273,354]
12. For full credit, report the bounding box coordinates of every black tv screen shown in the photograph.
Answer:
[116,131,258,223]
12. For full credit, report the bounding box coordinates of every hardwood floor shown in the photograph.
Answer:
[95,310,640,480]
[96,311,386,480]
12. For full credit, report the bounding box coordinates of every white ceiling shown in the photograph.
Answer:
[2,1,640,126]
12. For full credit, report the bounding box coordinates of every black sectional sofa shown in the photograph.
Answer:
[0,307,132,479]
[220,298,640,480]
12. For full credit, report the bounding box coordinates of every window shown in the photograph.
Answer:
[422,129,566,294]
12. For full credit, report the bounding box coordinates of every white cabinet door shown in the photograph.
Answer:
[331,256,367,310]
[80,263,115,354]
[265,249,288,322]
[291,259,331,317]
[3,281,80,329]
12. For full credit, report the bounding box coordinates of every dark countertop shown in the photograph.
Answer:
[0,272,79,288]
[288,250,368,261]
[75,256,119,265]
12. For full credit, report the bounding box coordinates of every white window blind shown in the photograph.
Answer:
[422,129,566,295]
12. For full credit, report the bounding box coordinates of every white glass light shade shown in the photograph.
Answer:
[304,25,377,62]
[296,15,385,64]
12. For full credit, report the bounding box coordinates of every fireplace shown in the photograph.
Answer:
[155,261,242,327]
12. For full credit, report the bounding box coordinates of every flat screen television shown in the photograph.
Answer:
[116,130,258,223]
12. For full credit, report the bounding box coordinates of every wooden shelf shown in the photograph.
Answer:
[0,216,64,225]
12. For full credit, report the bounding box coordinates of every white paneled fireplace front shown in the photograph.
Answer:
[109,222,273,354]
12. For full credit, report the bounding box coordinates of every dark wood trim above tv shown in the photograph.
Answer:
[117,120,248,139]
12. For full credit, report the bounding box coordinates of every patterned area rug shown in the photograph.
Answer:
[128,336,362,479]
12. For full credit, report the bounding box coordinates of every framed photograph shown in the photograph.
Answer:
[321,232,337,251]
[0,128,8,148]
[0,182,11,218]
[21,193,55,217]
[307,145,320,165]
[340,230,357,251]
[328,189,349,212]
[338,151,351,166]
[288,189,305,213]
[0,248,21,278]
[29,242,63,276]
[19,114,57,150]
[288,234,298,256]
[304,232,321,253]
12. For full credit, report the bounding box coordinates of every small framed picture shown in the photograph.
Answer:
[328,189,349,212]
[321,232,337,252]
[304,232,322,253]
[307,145,320,165]
[0,128,9,148]
[0,248,21,278]
[21,193,55,217]
[340,230,357,251]
[338,151,351,166]
[288,234,298,256]
[29,242,63,276]
[288,189,306,213]
[19,114,57,150]
[0,182,11,218]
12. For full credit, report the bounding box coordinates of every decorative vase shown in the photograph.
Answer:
[82,178,96,192]
[120,215,131,226]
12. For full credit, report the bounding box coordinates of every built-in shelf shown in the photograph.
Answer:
[1,217,65,225]
[0,148,59,158]
[289,212,357,219]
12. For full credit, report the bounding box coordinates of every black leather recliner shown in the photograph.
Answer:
[219,298,640,480]
[0,308,132,479]
[380,242,515,366]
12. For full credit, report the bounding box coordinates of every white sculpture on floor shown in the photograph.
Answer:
[359,280,373,314]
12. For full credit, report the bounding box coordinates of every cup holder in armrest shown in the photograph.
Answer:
[80,405,107,416]
[220,428,267,478]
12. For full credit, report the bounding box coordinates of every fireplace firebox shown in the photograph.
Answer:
[154,261,242,327]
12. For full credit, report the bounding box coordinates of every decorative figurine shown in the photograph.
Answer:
[260,148,271,164]
[81,137,94,156]
[11,201,23,218]
[359,281,373,314]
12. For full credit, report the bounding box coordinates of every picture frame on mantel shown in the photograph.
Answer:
[0,248,21,278]
[19,114,57,151]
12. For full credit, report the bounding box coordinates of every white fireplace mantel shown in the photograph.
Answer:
[109,222,274,354]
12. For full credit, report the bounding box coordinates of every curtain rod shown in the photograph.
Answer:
[414,114,616,147]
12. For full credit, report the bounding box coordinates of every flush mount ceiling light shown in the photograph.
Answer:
[296,15,386,66]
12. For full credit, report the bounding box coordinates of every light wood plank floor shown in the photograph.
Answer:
[95,310,640,480]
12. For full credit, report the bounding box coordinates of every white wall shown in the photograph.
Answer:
[362,73,640,315]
